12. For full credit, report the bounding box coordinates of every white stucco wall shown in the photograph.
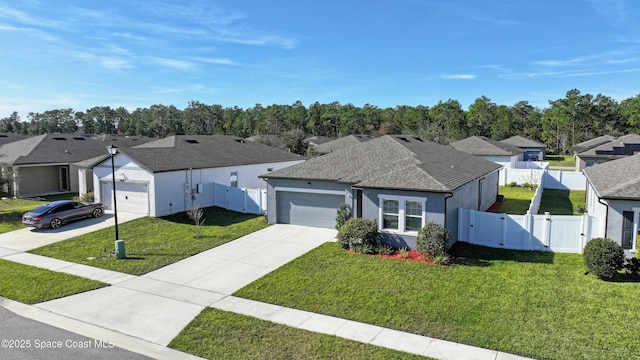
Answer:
[94,155,304,217]
[482,155,518,169]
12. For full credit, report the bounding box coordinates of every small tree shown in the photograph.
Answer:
[335,203,352,230]
[416,222,450,258]
[187,205,205,238]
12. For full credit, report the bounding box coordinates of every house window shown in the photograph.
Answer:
[405,201,423,231]
[230,172,238,187]
[379,195,426,234]
[382,199,399,230]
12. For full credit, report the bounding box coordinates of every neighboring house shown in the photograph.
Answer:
[500,135,546,161]
[572,135,615,155]
[575,134,640,171]
[305,136,335,147]
[313,134,373,154]
[0,134,150,198]
[0,133,30,146]
[261,135,501,249]
[245,134,282,148]
[450,136,524,168]
[92,135,305,217]
[584,153,640,255]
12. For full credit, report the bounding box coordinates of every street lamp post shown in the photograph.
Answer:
[107,144,119,241]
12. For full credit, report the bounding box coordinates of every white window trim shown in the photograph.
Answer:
[633,207,640,253]
[378,195,427,235]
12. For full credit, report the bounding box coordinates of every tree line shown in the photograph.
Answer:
[2,89,640,155]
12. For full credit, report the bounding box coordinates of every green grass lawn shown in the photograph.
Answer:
[0,259,107,304]
[30,207,269,276]
[0,194,76,234]
[169,308,431,360]
[546,155,576,168]
[497,186,535,214]
[538,189,586,215]
[234,242,640,360]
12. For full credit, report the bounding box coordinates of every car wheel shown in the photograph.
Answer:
[50,218,62,229]
[92,208,103,218]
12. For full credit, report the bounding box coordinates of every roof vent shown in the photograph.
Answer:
[412,136,423,142]
[185,139,199,144]
[235,139,246,143]
[0,135,7,138]
[53,137,66,140]
[397,136,410,142]
[73,137,85,140]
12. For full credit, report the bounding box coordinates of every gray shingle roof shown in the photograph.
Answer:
[500,135,545,148]
[573,135,615,154]
[577,134,640,156]
[0,134,155,166]
[118,135,303,173]
[584,153,640,199]
[0,133,30,146]
[263,135,501,192]
[314,134,373,154]
[450,136,524,156]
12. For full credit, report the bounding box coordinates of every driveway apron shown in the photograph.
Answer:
[33,225,337,346]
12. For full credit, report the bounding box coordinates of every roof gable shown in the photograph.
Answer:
[314,134,373,154]
[264,135,501,192]
[584,153,640,199]
[500,135,545,148]
[450,136,523,156]
[578,134,640,156]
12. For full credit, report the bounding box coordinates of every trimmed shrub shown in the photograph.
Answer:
[583,238,625,279]
[337,218,379,251]
[624,257,640,278]
[335,203,352,230]
[73,192,94,202]
[416,222,450,258]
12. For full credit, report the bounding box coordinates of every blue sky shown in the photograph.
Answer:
[1,0,640,117]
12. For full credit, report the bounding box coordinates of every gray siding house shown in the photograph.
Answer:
[262,135,501,249]
[584,153,640,255]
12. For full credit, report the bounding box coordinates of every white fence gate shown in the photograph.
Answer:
[458,208,604,253]
[213,183,267,214]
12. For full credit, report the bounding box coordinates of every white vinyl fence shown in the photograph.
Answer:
[213,183,267,214]
[499,168,587,191]
[458,208,604,253]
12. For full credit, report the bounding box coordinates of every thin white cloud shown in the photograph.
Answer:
[500,67,640,79]
[0,6,66,29]
[153,57,196,70]
[440,74,476,80]
[192,57,237,66]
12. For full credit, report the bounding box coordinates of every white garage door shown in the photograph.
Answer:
[102,182,149,215]
[276,191,344,228]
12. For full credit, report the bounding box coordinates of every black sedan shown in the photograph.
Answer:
[22,200,104,229]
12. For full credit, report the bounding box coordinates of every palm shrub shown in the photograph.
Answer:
[416,222,450,258]
[583,237,625,279]
[335,204,352,230]
[337,218,379,252]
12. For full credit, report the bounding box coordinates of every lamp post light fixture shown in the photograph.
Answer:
[107,144,119,242]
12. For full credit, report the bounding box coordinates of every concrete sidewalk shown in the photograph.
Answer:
[1,224,533,360]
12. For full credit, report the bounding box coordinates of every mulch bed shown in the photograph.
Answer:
[349,249,452,266]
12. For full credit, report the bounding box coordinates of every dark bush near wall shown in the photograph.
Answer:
[335,204,352,230]
[416,223,450,258]
[337,218,379,253]
[583,238,625,279]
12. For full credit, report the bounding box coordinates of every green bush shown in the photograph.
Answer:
[335,203,352,230]
[337,218,379,251]
[416,222,450,258]
[73,192,94,202]
[623,257,640,278]
[508,181,517,187]
[583,238,625,279]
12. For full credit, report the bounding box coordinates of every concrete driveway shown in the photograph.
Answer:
[32,225,337,346]
[0,210,145,253]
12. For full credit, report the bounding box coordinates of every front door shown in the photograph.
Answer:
[59,166,69,192]
[622,211,634,250]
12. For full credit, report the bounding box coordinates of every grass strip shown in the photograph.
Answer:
[0,259,106,304]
